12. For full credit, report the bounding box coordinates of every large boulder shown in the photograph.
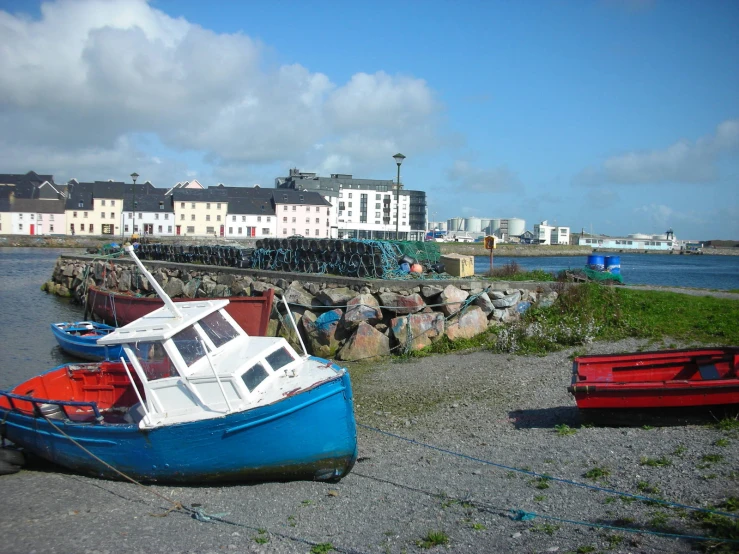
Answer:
[118,270,132,292]
[438,285,469,316]
[492,290,521,308]
[284,282,317,309]
[538,291,558,308]
[183,279,200,298]
[316,287,358,307]
[343,294,382,329]
[390,312,445,352]
[378,292,426,315]
[278,312,304,352]
[301,309,344,358]
[337,322,390,361]
[472,291,495,315]
[445,306,488,341]
[163,277,184,298]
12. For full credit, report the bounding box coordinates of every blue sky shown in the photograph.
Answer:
[1,0,737,239]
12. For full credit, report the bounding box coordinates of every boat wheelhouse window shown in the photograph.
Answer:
[266,347,294,371]
[198,311,239,348]
[172,326,207,366]
[130,341,177,381]
[242,363,269,392]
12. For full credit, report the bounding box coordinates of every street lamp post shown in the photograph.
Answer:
[130,172,139,239]
[393,153,405,240]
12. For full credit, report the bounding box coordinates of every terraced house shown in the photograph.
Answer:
[0,172,66,235]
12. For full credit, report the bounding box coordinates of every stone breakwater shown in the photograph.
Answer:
[44,255,559,361]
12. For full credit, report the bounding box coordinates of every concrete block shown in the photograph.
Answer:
[440,254,475,278]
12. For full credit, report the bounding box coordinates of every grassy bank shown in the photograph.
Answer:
[415,283,739,357]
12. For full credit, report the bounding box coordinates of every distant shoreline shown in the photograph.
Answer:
[1,235,737,257]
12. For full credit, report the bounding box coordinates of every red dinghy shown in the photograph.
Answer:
[568,347,739,410]
[86,285,274,337]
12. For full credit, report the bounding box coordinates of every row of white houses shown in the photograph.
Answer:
[0,171,429,241]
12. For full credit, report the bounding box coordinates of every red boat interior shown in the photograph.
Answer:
[574,349,739,384]
[0,363,141,423]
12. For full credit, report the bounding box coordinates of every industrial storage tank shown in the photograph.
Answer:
[448,218,463,232]
[436,221,447,231]
[480,219,492,233]
[464,217,482,233]
[507,218,526,237]
[488,218,501,233]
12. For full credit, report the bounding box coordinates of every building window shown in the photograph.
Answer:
[187,226,194,233]
[217,203,221,209]
[110,212,114,219]
[18,224,23,231]
[111,200,115,207]
[348,211,352,216]
[283,229,288,235]
[216,215,221,221]
[100,212,105,219]
[164,214,168,220]
[348,193,353,198]
[78,201,83,208]
[292,217,296,222]
[159,201,164,210]
[306,217,310,223]
[232,215,236,221]
[180,202,185,209]
[266,217,270,222]
[158,225,163,233]
[262,228,269,235]
[191,203,195,209]
[206,215,211,221]
[237,227,242,234]
[180,214,185,220]
[257,216,261,222]
[283,217,287,222]
[155,214,159,220]
[49,225,54,232]
[101,200,106,206]
[80,224,85,231]
[315,229,320,236]
[292,206,296,211]
[167,226,172,233]
[305,229,309,235]
[49,215,54,221]
[73,211,77,218]
[206,226,214,234]
[84,212,88,218]
[191,214,195,221]
[206,203,211,209]
[283,205,287,211]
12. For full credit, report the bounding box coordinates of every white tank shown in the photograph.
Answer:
[507,218,526,237]
[464,217,482,233]
[480,219,492,233]
[436,221,447,231]
[448,218,463,232]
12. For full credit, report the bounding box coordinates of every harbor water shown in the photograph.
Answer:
[1,247,737,389]
[474,252,739,291]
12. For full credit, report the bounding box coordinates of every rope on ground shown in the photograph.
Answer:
[357,423,739,521]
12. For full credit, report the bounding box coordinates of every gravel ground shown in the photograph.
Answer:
[1,338,737,554]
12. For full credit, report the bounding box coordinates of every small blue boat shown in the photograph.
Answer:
[50,321,126,361]
[1,246,357,484]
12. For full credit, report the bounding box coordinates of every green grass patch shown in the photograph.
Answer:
[584,466,611,480]
[417,530,449,549]
[310,544,335,554]
[555,423,578,436]
[531,523,560,535]
[640,456,672,467]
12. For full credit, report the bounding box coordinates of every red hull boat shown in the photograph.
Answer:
[86,285,274,337]
[568,347,739,410]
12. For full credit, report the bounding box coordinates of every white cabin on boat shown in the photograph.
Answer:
[97,299,316,427]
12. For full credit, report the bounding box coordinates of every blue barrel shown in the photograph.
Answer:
[587,254,605,271]
[605,256,621,275]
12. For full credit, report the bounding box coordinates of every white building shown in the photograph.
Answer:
[578,231,677,251]
[534,221,571,245]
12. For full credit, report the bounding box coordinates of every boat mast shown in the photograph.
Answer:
[124,245,184,319]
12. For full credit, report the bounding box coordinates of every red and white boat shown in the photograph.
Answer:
[568,347,739,410]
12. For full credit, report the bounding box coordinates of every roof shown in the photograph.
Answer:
[8,198,67,214]
[97,299,229,345]
[226,195,276,216]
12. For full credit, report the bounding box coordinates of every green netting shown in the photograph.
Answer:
[391,240,441,264]
[582,267,624,284]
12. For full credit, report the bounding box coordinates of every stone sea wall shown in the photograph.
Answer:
[45,255,559,361]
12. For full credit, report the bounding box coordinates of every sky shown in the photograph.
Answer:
[0,0,737,240]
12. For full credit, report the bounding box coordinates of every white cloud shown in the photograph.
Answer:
[0,0,443,183]
[633,203,704,231]
[575,118,739,186]
[445,160,523,193]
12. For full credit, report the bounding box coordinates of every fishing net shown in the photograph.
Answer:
[581,267,625,284]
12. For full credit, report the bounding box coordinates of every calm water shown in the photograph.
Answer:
[1,248,737,388]
[474,253,739,290]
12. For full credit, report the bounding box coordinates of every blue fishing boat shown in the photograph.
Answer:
[0,246,357,484]
[50,321,127,361]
